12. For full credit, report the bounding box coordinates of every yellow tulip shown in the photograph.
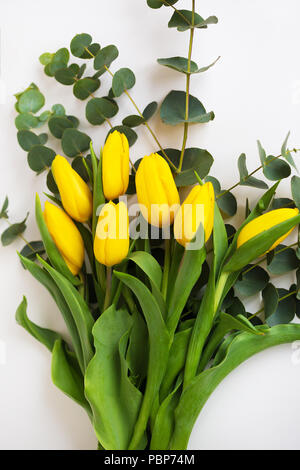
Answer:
[52,155,93,223]
[102,131,130,200]
[174,182,215,247]
[43,201,85,275]
[94,201,129,267]
[237,208,299,252]
[135,153,180,227]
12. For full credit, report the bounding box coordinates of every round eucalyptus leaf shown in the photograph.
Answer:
[81,43,100,59]
[263,156,291,181]
[47,170,59,194]
[39,52,54,66]
[70,33,92,57]
[1,214,28,247]
[55,65,79,85]
[174,148,213,186]
[72,156,92,182]
[52,104,66,116]
[122,115,145,128]
[48,116,74,139]
[73,77,100,100]
[77,64,87,79]
[38,111,51,123]
[20,240,45,262]
[17,130,40,151]
[86,97,118,125]
[226,297,246,317]
[61,129,91,158]
[262,283,279,320]
[271,197,295,209]
[38,133,48,145]
[18,89,45,113]
[205,175,221,194]
[27,145,56,172]
[266,287,295,326]
[267,244,299,275]
[106,126,137,147]
[66,115,80,128]
[112,68,136,97]
[157,57,199,74]
[94,45,119,73]
[235,265,269,297]
[147,0,179,8]
[217,191,237,218]
[160,90,214,125]
[15,113,39,130]
[225,224,236,240]
[143,101,158,120]
[48,48,69,76]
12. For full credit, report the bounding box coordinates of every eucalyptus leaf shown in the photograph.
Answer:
[263,155,291,181]
[266,288,295,326]
[61,128,91,158]
[17,130,40,151]
[94,45,119,73]
[15,113,39,131]
[106,126,137,147]
[18,89,45,114]
[122,115,145,128]
[86,97,119,125]
[235,265,269,297]
[267,244,299,275]
[112,68,136,97]
[27,145,56,172]
[238,153,268,189]
[143,101,158,120]
[73,77,100,101]
[1,213,28,246]
[48,116,74,139]
[20,240,45,262]
[0,196,9,219]
[160,90,214,125]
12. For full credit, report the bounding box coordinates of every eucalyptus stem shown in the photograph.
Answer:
[217,148,299,199]
[161,0,193,26]
[178,0,196,172]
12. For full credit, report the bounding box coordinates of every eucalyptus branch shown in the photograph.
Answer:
[178,0,196,172]
[217,148,300,199]
[5,219,35,252]
[242,242,298,275]
[248,289,298,321]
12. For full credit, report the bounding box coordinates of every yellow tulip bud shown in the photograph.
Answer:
[135,153,180,227]
[102,131,130,200]
[52,155,93,223]
[237,208,299,252]
[43,201,85,275]
[94,201,129,267]
[174,182,215,248]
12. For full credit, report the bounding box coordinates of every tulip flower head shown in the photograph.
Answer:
[135,153,180,228]
[94,201,129,267]
[237,208,299,253]
[174,182,215,248]
[52,155,93,223]
[102,131,130,200]
[43,201,85,275]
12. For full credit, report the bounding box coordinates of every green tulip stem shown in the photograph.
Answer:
[214,271,230,313]
[103,267,112,311]
[162,238,171,300]
[178,0,196,173]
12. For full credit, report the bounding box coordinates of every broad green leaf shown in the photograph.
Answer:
[73,77,100,100]
[48,116,74,139]
[160,90,214,125]
[47,48,69,76]
[262,283,279,320]
[27,145,56,172]
[85,306,143,450]
[112,68,136,97]
[113,271,170,450]
[20,240,45,262]
[39,52,54,65]
[15,113,39,130]
[127,251,162,290]
[70,33,92,57]
[52,104,66,116]
[217,191,237,218]
[1,213,28,246]
[86,97,118,125]
[170,324,300,449]
[174,148,213,186]
[147,0,179,8]
[106,126,137,147]
[19,254,84,371]
[38,256,94,370]
[263,155,291,181]
[266,288,295,326]
[94,45,119,73]
[168,10,217,32]
[142,101,158,120]
[157,57,199,74]
[267,244,299,275]
[272,197,295,210]
[61,128,91,157]
[238,153,268,189]
[46,170,59,194]
[55,64,79,85]
[18,89,45,113]
[126,309,148,382]
[122,115,145,128]
[235,265,269,297]
[16,296,61,351]
[17,130,40,151]
[52,339,91,415]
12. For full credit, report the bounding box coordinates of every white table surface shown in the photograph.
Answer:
[0,0,300,450]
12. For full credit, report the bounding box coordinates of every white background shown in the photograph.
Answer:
[0,0,300,450]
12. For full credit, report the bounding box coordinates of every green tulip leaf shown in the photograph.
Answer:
[61,128,91,158]
[112,68,136,97]
[73,77,101,101]
[27,145,56,172]
[160,90,214,125]
[86,97,119,125]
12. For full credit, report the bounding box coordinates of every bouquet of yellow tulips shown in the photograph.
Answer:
[3,0,300,451]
